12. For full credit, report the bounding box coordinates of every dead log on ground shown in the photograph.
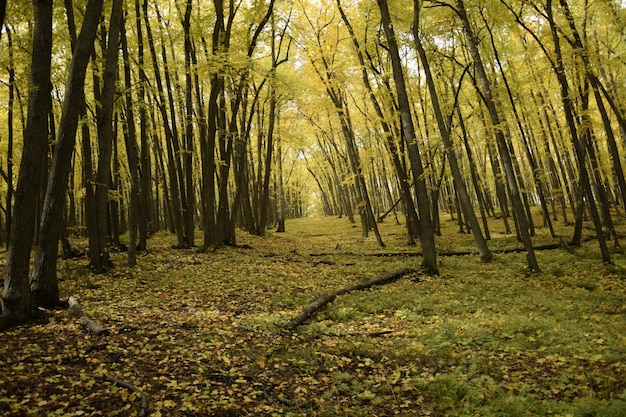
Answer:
[283,267,415,331]
[67,296,108,335]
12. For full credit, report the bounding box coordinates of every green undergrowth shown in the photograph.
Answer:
[1,212,625,416]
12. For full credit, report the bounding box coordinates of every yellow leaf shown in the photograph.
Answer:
[163,399,176,407]
[256,356,266,369]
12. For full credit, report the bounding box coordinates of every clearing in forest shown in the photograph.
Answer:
[1,214,625,416]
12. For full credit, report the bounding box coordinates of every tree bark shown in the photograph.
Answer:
[284,268,415,331]
[0,0,5,39]
[135,0,150,249]
[121,15,141,267]
[31,0,104,307]
[275,134,286,232]
[182,0,195,247]
[5,27,14,245]
[93,0,123,271]
[142,1,186,248]
[377,0,438,274]
[545,0,610,262]
[2,0,53,325]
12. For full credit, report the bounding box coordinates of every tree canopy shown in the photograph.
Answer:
[0,0,625,321]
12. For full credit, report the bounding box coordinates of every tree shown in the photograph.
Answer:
[453,0,538,271]
[92,0,124,272]
[121,11,141,267]
[0,0,5,38]
[377,0,438,274]
[413,0,492,262]
[2,0,53,326]
[30,0,105,306]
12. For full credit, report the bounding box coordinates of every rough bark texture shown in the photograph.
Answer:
[31,0,104,308]
[283,268,415,331]
[2,0,53,326]
[0,0,5,38]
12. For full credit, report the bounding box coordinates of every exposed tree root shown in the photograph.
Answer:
[283,268,416,331]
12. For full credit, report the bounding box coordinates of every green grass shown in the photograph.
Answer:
[1,210,625,416]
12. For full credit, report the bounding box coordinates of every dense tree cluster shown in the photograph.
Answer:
[1,0,625,326]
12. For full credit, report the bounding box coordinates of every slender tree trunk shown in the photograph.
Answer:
[5,27,14,244]
[378,0,438,274]
[2,0,53,325]
[337,0,419,243]
[413,2,491,261]
[143,1,185,248]
[545,0,610,262]
[275,133,286,232]
[455,0,538,270]
[458,107,491,240]
[257,71,278,236]
[93,0,123,271]
[135,0,149,249]
[202,0,225,248]
[0,0,5,38]
[121,15,140,266]
[182,0,195,246]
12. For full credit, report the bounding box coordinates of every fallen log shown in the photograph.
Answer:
[283,267,415,331]
[67,296,108,335]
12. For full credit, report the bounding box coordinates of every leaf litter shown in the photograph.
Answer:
[1,215,625,416]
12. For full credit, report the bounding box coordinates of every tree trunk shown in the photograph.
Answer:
[31,0,104,306]
[135,0,150,249]
[413,2,491,261]
[183,0,195,247]
[2,0,53,325]
[284,268,415,331]
[94,0,123,271]
[143,2,185,248]
[5,27,14,245]
[545,0,610,262]
[275,134,286,232]
[454,0,538,270]
[0,0,5,38]
[378,0,438,274]
[121,15,141,267]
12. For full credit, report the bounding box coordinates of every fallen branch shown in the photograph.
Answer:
[283,268,415,331]
[308,238,592,259]
[67,296,108,335]
[58,370,149,416]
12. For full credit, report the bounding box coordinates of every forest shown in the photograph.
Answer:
[0,0,625,415]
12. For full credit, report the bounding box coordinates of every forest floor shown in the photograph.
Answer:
[1,212,626,416]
